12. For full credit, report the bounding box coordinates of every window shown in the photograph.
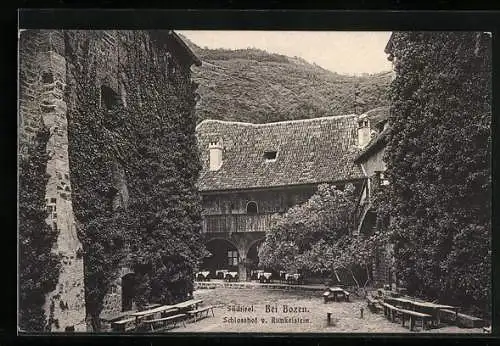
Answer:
[379,172,390,186]
[264,151,277,160]
[167,55,176,77]
[100,85,121,112]
[228,250,238,266]
[41,71,54,84]
[359,120,369,128]
[246,201,258,215]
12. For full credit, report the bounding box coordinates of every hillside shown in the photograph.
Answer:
[181,35,392,124]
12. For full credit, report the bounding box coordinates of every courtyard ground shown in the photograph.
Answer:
[173,287,484,334]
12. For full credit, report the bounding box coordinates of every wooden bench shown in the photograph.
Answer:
[399,308,431,331]
[187,305,215,322]
[367,296,382,313]
[381,302,431,331]
[142,313,187,332]
[111,317,136,332]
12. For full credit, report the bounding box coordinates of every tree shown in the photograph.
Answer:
[259,183,379,290]
[385,32,491,316]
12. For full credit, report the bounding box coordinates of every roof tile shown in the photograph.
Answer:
[196,115,364,191]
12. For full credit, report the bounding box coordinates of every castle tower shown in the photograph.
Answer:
[19,30,87,332]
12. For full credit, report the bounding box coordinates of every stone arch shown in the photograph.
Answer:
[203,238,240,278]
[246,237,265,275]
[119,267,134,277]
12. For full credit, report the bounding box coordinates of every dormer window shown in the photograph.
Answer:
[264,151,277,161]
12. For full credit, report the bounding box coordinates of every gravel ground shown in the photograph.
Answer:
[171,287,484,334]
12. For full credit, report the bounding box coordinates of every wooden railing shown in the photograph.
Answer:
[201,213,275,234]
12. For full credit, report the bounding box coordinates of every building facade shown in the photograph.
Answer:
[196,115,371,281]
[353,107,393,287]
[19,29,201,331]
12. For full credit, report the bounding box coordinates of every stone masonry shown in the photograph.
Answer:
[19,29,202,331]
[19,30,87,332]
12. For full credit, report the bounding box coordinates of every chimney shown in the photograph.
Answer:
[358,118,371,148]
[209,140,223,171]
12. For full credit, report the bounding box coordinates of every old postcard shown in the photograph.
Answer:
[18,28,491,334]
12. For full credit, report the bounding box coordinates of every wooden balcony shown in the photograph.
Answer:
[201,213,275,234]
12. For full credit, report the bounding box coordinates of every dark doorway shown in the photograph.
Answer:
[246,239,275,280]
[121,273,137,312]
[202,239,239,278]
[246,240,263,273]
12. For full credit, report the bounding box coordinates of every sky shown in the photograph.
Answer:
[178,31,393,75]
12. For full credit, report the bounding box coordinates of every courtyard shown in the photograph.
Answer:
[172,287,483,333]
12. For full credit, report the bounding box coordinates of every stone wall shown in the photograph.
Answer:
[19,29,87,332]
[20,29,200,331]
[99,267,135,318]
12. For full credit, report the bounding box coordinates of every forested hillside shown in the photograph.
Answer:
[180,36,392,123]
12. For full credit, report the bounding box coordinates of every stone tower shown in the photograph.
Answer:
[19,29,87,332]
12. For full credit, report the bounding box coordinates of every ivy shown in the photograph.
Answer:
[384,32,491,317]
[19,128,61,331]
[64,31,204,329]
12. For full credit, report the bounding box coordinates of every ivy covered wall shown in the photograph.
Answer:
[19,29,87,332]
[63,30,204,330]
[384,32,491,317]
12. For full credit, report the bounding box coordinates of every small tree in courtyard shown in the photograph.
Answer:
[259,183,382,292]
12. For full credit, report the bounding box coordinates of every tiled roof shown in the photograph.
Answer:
[196,115,365,192]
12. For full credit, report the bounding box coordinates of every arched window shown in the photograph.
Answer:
[246,201,258,215]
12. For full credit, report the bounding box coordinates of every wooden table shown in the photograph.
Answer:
[324,287,350,302]
[224,272,239,281]
[285,273,302,284]
[388,297,459,327]
[130,305,179,331]
[216,269,228,279]
[196,271,210,281]
[258,272,273,282]
[173,299,204,311]
[251,270,264,279]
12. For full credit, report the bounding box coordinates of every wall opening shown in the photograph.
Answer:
[121,273,137,312]
[201,239,239,278]
[246,201,258,215]
[41,71,54,84]
[100,85,121,112]
[264,151,277,160]
[247,239,268,279]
